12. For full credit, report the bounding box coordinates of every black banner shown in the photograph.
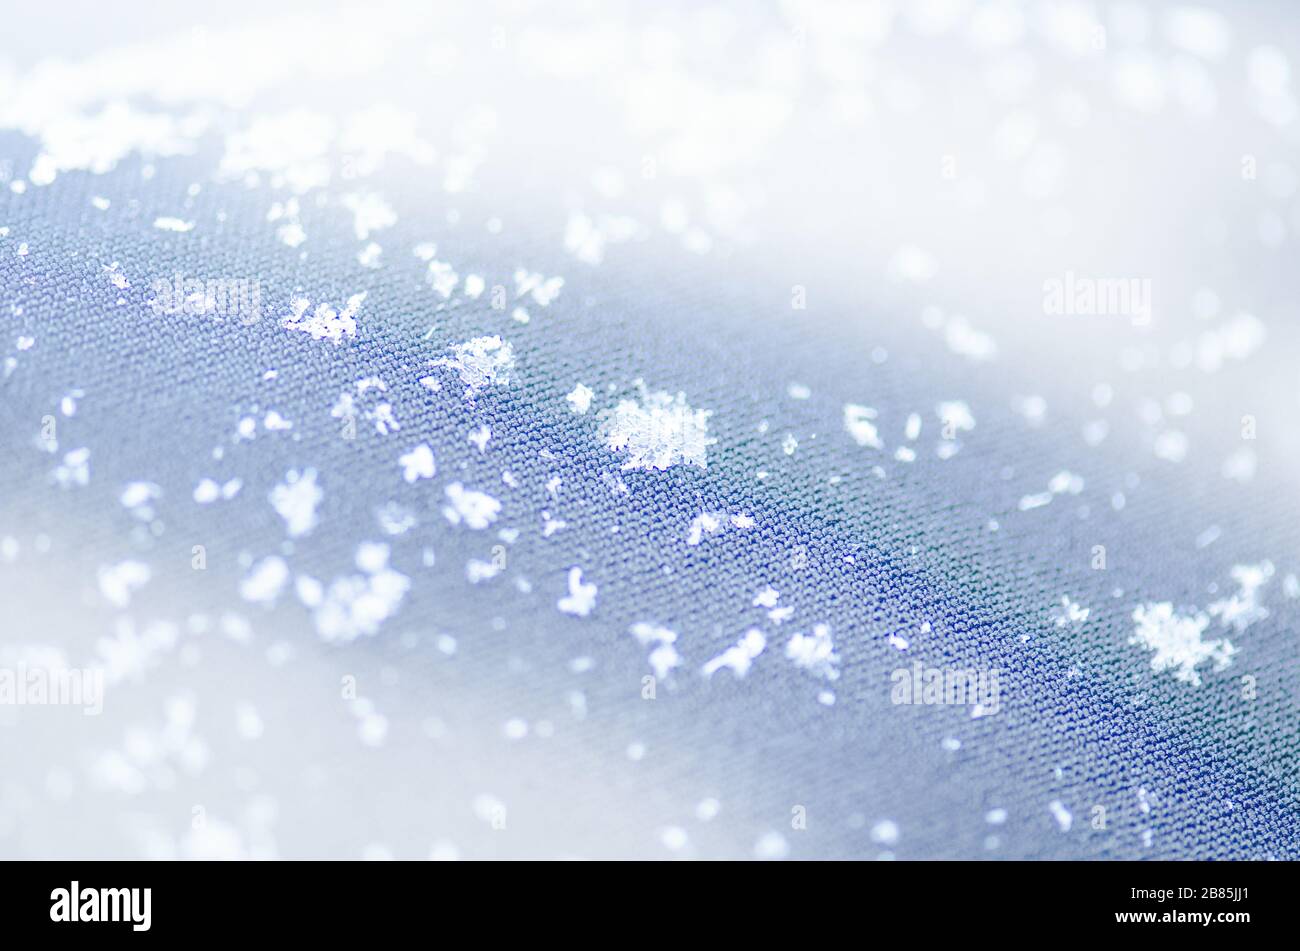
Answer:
[0,859,1279,939]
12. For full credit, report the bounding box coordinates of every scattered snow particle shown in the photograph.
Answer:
[306,546,410,643]
[472,794,507,828]
[754,831,790,860]
[557,567,597,617]
[695,798,721,821]
[341,192,396,241]
[278,222,306,247]
[1208,561,1273,632]
[871,820,900,845]
[103,262,130,290]
[659,826,689,852]
[99,560,151,608]
[1130,602,1237,686]
[1052,596,1090,627]
[513,268,564,306]
[601,383,714,470]
[263,410,292,432]
[466,559,502,584]
[1020,470,1084,511]
[270,468,323,537]
[153,216,195,232]
[844,404,883,448]
[119,481,161,519]
[630,623,681,679]
[785,624,841,681]
[686,512,721,546]
[566,383,594,414]
[442,483,501,530]
[432,336,515,396]
[239,557,289,604]
[398,444,436,483]
[1153,430,1189,463]
[787,383,811,400]
[426,259,459,298]
[985,808,1008,825]
[281,293,365,344]
[194,478,241,503]
[937,400,976,433]
[53,448,91,487]
[1048,800,1073,832]
[701,629,767,678]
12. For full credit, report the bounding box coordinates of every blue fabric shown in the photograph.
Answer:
[2,1,1298,859]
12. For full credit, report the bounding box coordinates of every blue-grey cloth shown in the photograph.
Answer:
[2,0,1298,860]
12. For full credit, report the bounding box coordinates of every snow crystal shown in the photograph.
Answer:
[701,629,767,678]
[442,483,501,529]
[1208,561,1273,632]
[53,448,91,487]
[566,383,594,414]
[194,478,241,503]
[426,259,459,298]
[270,468,323,537]
[629,623,681,679]
[99,560,151,608]
[431,336,515,396]
[557,567,597,617]
[601,383,714,471]
[937,400,976,433]
[785,624,841,681]
[302,544,410,643]
[871,819,900,845]
[281,293,365,344]
[844,404,883,449]
[398,444,436,483]
[513,268,564,306]
[119,481,161,519]
[1130,602,1237,686]
[754,831,789,860]
[1051,596,1090,627]
[341,192,396,240]
[239,557,289,604]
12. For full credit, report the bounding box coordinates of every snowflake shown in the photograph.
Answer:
[430,335,515,396]
[1130,602,1236,686]
[785,624,841,681]
[600,382,713,471]
[557,567,597,617]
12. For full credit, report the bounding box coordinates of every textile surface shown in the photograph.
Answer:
[2,1,1299,859]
